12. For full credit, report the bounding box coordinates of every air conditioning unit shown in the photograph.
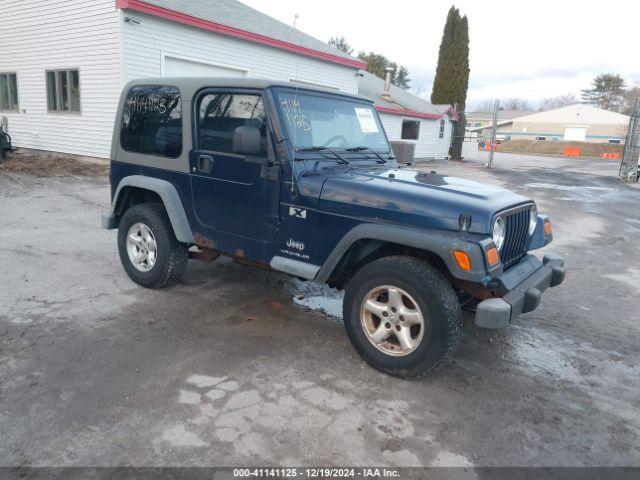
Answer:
[390,141,415,165]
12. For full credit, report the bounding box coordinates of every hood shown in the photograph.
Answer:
[316,166,530,234]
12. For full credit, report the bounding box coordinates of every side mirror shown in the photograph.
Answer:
[233,126,262,156]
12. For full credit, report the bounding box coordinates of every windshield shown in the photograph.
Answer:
[275,90,390,153]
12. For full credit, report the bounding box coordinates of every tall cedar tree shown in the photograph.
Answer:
[431,7,469,159]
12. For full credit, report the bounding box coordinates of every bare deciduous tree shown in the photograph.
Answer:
[501,98,531,111]
[622,86,640,114]
[539,93,577,111]
[474,98,500,111]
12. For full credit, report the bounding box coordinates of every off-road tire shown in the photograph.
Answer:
[343,256,462,379]
[117,203,188,289]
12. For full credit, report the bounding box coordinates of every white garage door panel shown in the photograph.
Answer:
[564,127,587,142]
[164,56,247,78]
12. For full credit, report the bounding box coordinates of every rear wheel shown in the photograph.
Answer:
[343,256,462,378]
[117,203,188,288]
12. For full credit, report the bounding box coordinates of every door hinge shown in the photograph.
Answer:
[261,164,280,181]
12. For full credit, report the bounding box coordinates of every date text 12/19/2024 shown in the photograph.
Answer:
[233,468,401,478]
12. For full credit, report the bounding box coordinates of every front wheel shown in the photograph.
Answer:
[117,203,188,289]
[343,256,462,378]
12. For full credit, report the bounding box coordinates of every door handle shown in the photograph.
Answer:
[197,155,213,173]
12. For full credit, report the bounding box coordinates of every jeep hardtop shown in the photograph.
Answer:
[103,78,565,378]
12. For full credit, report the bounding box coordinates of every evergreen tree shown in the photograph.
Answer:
[431,6,470,159]
[581,73,626,111]
[357,52,411,90]
[328,36,354,55]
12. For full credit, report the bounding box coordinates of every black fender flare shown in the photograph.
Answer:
[314,223,490,284]
[102,175,194,244]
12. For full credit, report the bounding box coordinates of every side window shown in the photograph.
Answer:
[439,119,446,139]
[198,93,266,155]
[46,69,80,113]
[401,120,420,140]
[0,73,19,111]
[120,85,182,158]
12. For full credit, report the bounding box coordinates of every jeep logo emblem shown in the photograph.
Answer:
[286,238,305,251]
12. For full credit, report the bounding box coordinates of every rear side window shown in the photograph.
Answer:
[120,85,182,158]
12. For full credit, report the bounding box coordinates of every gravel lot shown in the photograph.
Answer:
[0,151,639,468]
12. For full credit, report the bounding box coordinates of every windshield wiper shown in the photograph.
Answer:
[296,146,327,152]
[345,146,387,164]
[295,146,350,164]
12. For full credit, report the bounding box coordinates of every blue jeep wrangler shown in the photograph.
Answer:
[103,78,565,378]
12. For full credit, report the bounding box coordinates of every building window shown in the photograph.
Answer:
[608,139,621,144]
[474,122,482,127]
[197,92,266,155]
[401,120,420,140]
[465,122,471,128]
[439,119,446,139]
[535,136,546,141]
[0,73,19,111]
[120,85,182,158]
[46,69,80,112]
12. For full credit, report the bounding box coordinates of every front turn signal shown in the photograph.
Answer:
[486,247,500,266]
[544,220,552,236]
[453,250,472,271]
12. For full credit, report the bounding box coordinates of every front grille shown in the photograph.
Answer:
[500,205,532,269]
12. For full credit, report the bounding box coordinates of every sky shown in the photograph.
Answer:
[240,0,640,110]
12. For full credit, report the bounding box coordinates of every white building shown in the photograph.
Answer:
[0,0,364,158]
[0,0,455,160]
[472,104,630,144]
[358,72,456,161]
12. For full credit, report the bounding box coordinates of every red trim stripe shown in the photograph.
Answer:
[376,105,459,121]
[115,0,367,69]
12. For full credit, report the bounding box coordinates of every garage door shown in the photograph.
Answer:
[564,127,587,142]
[163,56,247,78]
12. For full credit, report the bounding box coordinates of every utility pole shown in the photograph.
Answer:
[486,99,499,168]
[619,99,640,181]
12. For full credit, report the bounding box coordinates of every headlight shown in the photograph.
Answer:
[492,216,506,251]
[529,204,538,235]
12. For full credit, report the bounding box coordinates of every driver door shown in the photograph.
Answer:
[189,90,278,240]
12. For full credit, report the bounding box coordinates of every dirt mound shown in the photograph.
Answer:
[0,150,109,177]
[498,139,624,158]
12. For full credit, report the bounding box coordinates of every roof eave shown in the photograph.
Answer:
[115,0,367,70]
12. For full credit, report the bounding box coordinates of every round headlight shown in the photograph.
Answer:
[492,216,506,251]
[529,204,538,235]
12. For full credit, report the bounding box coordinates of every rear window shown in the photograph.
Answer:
[120,85,182,158]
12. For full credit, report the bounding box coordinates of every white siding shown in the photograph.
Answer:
[121,13,359,94]
[380,113,453,160]
[0,0,121,158]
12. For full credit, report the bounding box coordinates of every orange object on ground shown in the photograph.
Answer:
[601,152,621,159]
[484,143,498,151]
[563,146,582,157]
